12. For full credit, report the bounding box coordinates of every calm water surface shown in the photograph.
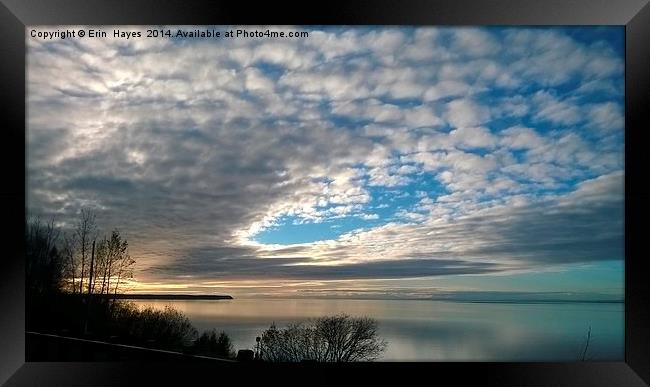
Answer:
[131,298,623,361]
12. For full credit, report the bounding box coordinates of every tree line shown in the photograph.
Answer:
[27,208,135,298]
[26,208,236,360]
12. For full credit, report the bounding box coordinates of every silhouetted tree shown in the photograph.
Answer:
[73,209,98,294]
[90,229,134,296]
[260,314,387,362]
[60,232,78,293]
[109,229,135,295]
[59,209,135,297]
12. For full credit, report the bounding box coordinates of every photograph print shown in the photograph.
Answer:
[26,25,624,362]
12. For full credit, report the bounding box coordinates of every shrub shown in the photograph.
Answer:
[110,302,198,351]
[259,314,387,362]
[192,329,236,359]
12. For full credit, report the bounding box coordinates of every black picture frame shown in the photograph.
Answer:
[1,1,648,385]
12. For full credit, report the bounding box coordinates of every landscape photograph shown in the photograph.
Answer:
[26,25,624,362]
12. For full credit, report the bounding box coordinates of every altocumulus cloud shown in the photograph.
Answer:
[27,26,624,291]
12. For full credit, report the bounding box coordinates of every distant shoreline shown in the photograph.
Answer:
[97,294,622,304]
[432,299,624,304]
[100,294,233,300]
[231,296,623,304]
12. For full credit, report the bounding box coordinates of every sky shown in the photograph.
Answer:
[27,26,624,300]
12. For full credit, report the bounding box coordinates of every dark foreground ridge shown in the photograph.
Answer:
[26,331,235,362]
[99,294,234,300]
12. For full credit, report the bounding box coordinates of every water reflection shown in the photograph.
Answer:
[132,298,623,361]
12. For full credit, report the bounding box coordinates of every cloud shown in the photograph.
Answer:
[360,213,380,220]
[451,28,500,57]
[27,26,624,290]
[499,126,546,150]
[445,98,491,128]
[151,253,500,281]
[423,80,476,102]
[533,91,582,126]
[450,126,497,149]
[588,102,624,132]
